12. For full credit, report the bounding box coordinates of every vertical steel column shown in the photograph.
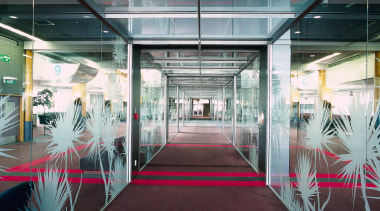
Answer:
[266,44,273,186]
[126,43,133,183]
[176,85,179,133]
[222,86,225,133]
[233,75,237,145]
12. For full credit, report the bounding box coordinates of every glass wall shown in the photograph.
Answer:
[184,96,191,124]
[140,68,165,168]
[236,66,260,171]
[224,82,233,141]
[216,91,223,130]
[168,83,177,140]
[0,3,130,210]
[179,90,185,130]
[269,1,380,210]
[268,32,292,195]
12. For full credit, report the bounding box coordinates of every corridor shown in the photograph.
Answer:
[106,122,286,211]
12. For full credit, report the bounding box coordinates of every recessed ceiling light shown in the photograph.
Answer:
[311,53,341,64]
[310,54,316,57]
[83,15,91,19]
[74,21,79,24]
[0,23,42,41]
[314,15,321,19]
[294,31,301,34]
[103,30,109,33]
[345,3,354,8]
[9,16,18,19]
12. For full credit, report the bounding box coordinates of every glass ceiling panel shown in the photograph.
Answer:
[200,0,314,12]
[290,0,380,42]
[92,0,317,40]
[130,18,198,39]
[95,0,198,12]
[201,18,269,39]
[0,2,113,41]
[94,0,314,13]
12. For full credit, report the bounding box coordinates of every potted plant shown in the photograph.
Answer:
[33,89,54,125]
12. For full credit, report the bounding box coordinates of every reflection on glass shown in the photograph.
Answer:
[224,82,233,141]
[216,92,223,130]
[168,84,177,140]
[236,68,260,171]
[27,32,129,209]
[140,68,165,168]
[269,33,291,196]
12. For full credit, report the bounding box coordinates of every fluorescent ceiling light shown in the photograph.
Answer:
[0,23,42,41]
[311,53,341,64]
[9,16,18,19]
[313,15,321,19]
[294,31,301,34]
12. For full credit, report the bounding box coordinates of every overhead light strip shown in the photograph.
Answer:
[311,53,341,64]
[0,23,42,42]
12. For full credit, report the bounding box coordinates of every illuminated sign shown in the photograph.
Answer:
[0,54,10,63]
[3,77,17,84]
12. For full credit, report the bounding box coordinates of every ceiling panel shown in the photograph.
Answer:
[142,48,257,98]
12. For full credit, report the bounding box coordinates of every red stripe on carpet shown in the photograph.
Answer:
[167,144,233,147]
[131,179,266,186]
[7,144,89,172]
[1,176,106,184]
[133,171,265,177]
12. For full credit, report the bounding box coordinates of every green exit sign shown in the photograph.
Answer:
[0,54,10,63]
[3,77,17,84]
[4,79,15,84]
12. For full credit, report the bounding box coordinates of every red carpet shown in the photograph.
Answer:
[106,126,287,211]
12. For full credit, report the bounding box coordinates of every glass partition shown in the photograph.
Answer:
[168,83,177,140]
[179,90,185,130]
[139,68,165,168]
[184,96,190,124]
[0,5,34,210]
[0,2,130,209]
[269,1,380,210]
[216,91,223,130]
[224,82,233,141]
[236,65,260,171]
[268,32,292,196]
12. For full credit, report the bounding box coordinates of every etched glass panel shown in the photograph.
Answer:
[168,83,177,139]
[140,68,165,168]
[236,65,260,171]
[224,82,233,141]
